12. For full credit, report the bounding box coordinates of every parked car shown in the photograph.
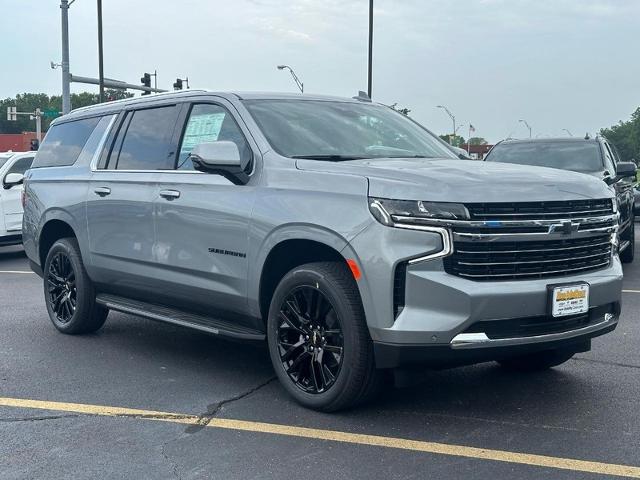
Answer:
[0,151,35,247]
[23,91,622,411]
[485,137,636,263]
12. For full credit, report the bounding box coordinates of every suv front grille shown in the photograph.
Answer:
[466,199,614,220]
[443,199,615,281]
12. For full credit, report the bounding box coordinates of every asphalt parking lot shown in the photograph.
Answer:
[1,240,639,480]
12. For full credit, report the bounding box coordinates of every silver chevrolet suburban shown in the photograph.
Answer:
[23,91,623,411]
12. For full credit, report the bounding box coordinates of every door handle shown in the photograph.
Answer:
[159,189,180,200]
[94,187,111,197]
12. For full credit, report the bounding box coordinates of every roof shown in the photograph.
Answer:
[500,137,598,145]
[60,90,369,123]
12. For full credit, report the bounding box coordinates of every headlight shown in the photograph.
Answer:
[369,197,469,227]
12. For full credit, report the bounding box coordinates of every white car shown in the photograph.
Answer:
[0,151,35,247]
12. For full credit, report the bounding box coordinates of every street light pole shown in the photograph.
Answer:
[277,65,304,93]
[97,0,105,103]
[519,119,532,138]
[60,0,71,114]
[368,0,373,98]
[437,105,456,145]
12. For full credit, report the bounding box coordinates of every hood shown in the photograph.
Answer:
[296,158,614,203]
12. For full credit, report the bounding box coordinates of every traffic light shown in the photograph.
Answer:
[173,78,183,91]
[30,139,39,151]
[141,73,151,95]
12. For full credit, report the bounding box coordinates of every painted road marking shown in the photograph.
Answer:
[0,270,34,274]
[0,397,639,478]
[623,289,640,293]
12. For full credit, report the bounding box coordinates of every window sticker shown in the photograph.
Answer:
[181,112,226,153]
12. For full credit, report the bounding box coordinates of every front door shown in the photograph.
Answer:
[153,101,258,324]
[2,155,34,232]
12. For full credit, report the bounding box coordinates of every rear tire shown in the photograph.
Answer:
[267,261,381,411]
[43,237,108,334]
[620,219,635,264]
[497,349,574,372]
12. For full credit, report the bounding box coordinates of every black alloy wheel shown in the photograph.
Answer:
[47,251,77,323]
[43,237,108,334]
[276,286,344,394]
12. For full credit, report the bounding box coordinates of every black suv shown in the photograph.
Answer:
[485,137,636,263]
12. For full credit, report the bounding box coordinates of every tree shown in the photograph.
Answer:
[0,90,134,134]
[600,107,640,162]
[389,103,411,116]
[439,134,465,147]
[468,137,488,146]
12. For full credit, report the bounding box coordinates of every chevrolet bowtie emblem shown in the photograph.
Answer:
[548,220,580,235]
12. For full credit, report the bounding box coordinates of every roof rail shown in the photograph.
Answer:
[69,89,208,114]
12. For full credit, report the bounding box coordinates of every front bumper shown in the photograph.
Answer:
[0,233,22,247]
[346,221,623,369]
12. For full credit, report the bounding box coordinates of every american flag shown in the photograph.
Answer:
[469,124,476,133]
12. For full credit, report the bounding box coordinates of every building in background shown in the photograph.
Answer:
[461,143,493,160]
[0,132,40,152]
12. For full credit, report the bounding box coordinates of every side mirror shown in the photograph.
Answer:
[188,141,249,185]
[615,162,637,180]
[3,172,24,190]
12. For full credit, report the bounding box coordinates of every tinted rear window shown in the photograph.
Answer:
[115,106,179,170]
[486,141,603,172]
[32,117,101,168]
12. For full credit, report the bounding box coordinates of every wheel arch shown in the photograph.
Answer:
[37,212,80,268]
[251,225,353,323]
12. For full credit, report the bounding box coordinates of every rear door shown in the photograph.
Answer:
[153,100,258,323]
[1,155,34,232]
[86,104,182,300]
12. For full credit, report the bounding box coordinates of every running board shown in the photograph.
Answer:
[95,294,265,341]
[620,240,631,252]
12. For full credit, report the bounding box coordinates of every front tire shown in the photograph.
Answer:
[44,237,108,334]
[267,262,380,411]
[497,349,575,372]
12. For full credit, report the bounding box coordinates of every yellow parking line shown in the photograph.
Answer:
[0,270,33,274]
[0,397,639,478]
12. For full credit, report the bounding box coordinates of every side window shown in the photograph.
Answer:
[177,104,252,171]
[6,157,34,176]
[77,114,116,167]
[115,105,179,170]
[31,117,100,168]
[601,142,615,174]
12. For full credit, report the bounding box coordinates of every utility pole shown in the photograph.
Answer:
[97,0,105,103]
[7,107,44,143]
[276,65,303,93]
[519,119,532,138]
[60,0,71,114]
[437,105,456,146]
[367,0,373,98]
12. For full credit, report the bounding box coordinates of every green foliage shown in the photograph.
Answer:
[468,137,488,146]
[389,103,411,116]
[439,134,465,147]
[600,107,640,162]
[0,90,134,134]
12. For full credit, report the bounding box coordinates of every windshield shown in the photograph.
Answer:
[486,141,604,172]
[243,99,456,160]
[0,155,13,169]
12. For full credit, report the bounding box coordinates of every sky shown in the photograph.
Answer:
[1,0,639,143]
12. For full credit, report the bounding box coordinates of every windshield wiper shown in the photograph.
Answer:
[291,155,369,161]
[384,155,434,159]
